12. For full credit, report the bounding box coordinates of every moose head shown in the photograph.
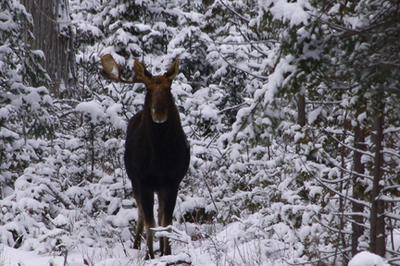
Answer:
[101,54,179,124]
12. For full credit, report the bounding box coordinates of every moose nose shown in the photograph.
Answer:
[151,107,168,124]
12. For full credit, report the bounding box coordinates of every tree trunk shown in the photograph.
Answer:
[352,124,365,256]
[297,80,306,127]
[21,0,76,96]
[370,95,386,256]
[297,93,306,127]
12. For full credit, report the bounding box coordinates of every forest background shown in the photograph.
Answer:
[1,0,400,265]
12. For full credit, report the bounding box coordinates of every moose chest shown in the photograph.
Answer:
[125,120,189,188]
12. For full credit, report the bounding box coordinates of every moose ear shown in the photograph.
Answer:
[101,54,121,81]
[134,60,152,83]
[164,59,180,81]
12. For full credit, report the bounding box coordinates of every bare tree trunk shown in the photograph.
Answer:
[297,93,306,127]
[370,95,386,256]
[296,80,306,127]
[352,124,365,256]
[21,0,76,96]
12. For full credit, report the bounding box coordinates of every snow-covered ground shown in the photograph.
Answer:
[348,251,389,266]
[1,244,391,266]
[0,243,242,266]
[2,205,398,266]
[1,244,133,266]
[0,218,291,266]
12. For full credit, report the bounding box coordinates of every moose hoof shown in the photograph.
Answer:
[145,252,155,260]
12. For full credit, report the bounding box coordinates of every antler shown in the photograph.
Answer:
[100,54,135,83]
[101,54,152,84]
[164,58,180,81]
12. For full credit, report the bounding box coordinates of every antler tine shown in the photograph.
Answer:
[100,54,137,84]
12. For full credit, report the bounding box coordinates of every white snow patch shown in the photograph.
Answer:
[263,55,296,105]
[357,112,367,124]
[111,208,138,227]
[349,251,389,266]
[308,106,322,124]
[200,104,218,121]
[53,214,69,227]
[106,103,126,130]
[267,0,310,26]
[389,229,400,251]
[75,100,105,123]
[0,244,138,266]
[177,196,207,217]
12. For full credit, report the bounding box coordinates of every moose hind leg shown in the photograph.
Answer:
[133,211,144,249]
[160,187,178,255]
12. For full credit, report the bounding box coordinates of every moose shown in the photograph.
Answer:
[101,54,190,259]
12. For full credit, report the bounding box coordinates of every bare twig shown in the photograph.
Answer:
[217,0,250,23]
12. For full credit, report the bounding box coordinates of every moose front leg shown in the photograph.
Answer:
[157,191,166,255]
[140,190,155,259]
[159,187,178,255]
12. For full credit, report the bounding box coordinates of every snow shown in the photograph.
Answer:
[105,103,126,130]
[348,251,389,266]
[53,214,69,227]
[308,106,322,124]
[176,196,208,218]
[75,100,105,124]
[261,0,311,26]
[2,245,62,266]
[134,23,151,32]
[357,112,367,124]
[77,22,103,37]
[390,229,400,251]
[0,127,19,139]
[0,244,134,266]
[32,49,45,59]
[263,55,296,105]
[200,104,218,121]
[111,208,137,227]
[0,19,18,32]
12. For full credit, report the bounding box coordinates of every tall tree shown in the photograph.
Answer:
[21,0,76,95]
[0,0,51,177]
[370,94,386,256]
